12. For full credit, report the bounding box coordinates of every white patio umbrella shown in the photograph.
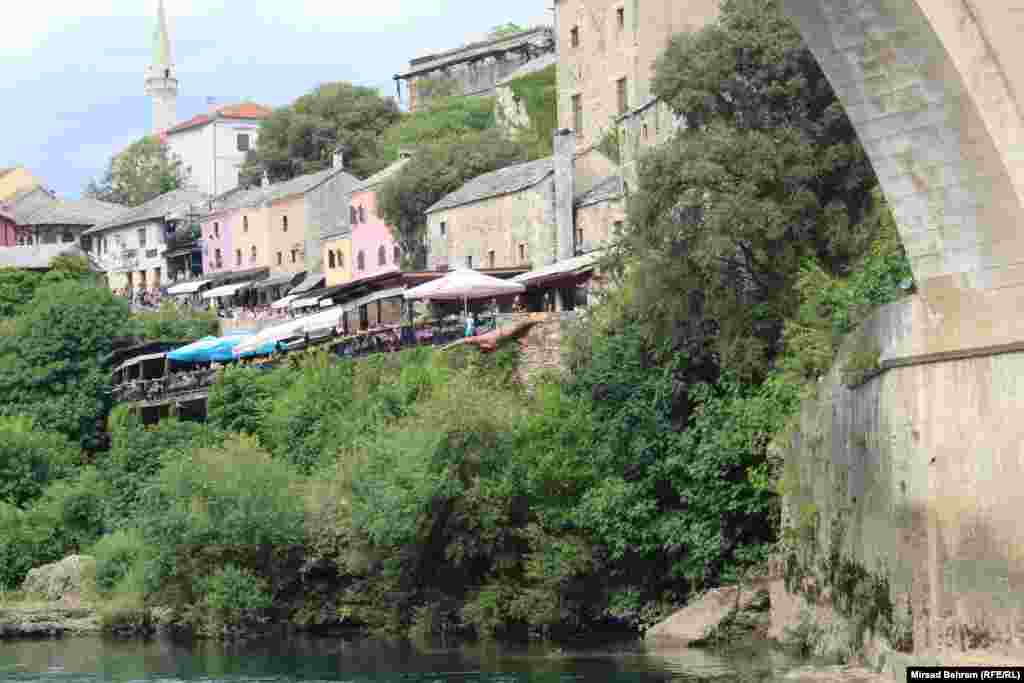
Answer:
[403,268,524,315]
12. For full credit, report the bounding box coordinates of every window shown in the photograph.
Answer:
[103,237,108,254]
[213,222,220,238]
[575,225,584,251]
[466,255,473,269]
[570,26,579,48]
[394,245,401,264]
[487,250,495,269]
[291,249,297,263]
[519,244,526,263]
[350,207,358,225]
[617,77,628,115]
[359,206,366,224]
[237,133,250,152]
[282,216,288,232]
[329,251,336,268]
[62,231,74,243]
[617,7,625,30]
[613,220,624,235]
[642,123,649,139]
[440,221,447,237]
[336,250,344,268]
[250,245,257,263]
[215,249,223,268]
[236,249,242,266]
[138,227,147,248]
[243,216,248,233]
[357,250,365,271]
[572,95,583,136]
[154,267,161,285]
[277,252,282,266]
[378,245,387,266]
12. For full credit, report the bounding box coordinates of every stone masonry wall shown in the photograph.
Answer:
[779,294,1024,654]
[496,312,576,386]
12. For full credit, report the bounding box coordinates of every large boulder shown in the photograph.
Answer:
[645,582,770,644]
[20,555,95,603]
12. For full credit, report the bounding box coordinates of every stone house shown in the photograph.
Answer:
[7,187,124,249]
[426,130,623,272]
[84,188,208,292]
[555,0,718,154]
[201,158,359,290]
[394,27,555,112]
[322,229,353,288]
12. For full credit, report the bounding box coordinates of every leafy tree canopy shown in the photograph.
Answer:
[0,416,79,509]
[0,279,134,449]
[241,82,401,184]
[85,136,182,207]
[619,0,878,380]
[490,23,526,38]
[377,129,529,269]
[378,96,496,163]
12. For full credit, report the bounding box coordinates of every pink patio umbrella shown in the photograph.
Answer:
[403,268,525,317]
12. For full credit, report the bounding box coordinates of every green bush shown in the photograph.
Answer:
[133,301,219,341]
[92,528,146,594]
[0,416,78,508]
[193,564,272,633]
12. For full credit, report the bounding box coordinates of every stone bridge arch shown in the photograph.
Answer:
[776,1,1024,357]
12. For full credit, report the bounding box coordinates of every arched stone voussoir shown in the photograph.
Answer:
[780,0,1024,357]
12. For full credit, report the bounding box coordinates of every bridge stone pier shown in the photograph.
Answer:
[767,0,1024,662]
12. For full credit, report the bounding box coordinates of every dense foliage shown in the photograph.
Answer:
[241,82,401,183]
[377,96,497,164]
[85,136,182,207]
[377,129,529,269]
[502,64,558,158]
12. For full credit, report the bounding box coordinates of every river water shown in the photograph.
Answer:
[0,633,883,683]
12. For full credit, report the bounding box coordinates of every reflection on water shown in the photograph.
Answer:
[0,633,803,682]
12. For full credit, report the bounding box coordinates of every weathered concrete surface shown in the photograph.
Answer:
[645,583,768,643]
[778,294,1024,655]
[21,555,95,603]
[780,0,1024,357]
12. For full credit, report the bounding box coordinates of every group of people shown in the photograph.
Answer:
[116,287,163,309]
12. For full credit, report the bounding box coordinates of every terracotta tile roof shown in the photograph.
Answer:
[164,102,273,135]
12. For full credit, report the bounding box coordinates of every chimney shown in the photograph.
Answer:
[332,148,345,170]
[261,170,270,188]
[554,128,576,263]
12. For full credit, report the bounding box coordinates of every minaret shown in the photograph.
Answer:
[144,0,178,134]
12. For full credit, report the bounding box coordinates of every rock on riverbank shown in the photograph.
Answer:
[0,605,100,638]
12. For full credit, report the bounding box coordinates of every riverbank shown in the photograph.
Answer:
[0,603,100,638]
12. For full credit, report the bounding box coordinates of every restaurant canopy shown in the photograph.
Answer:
[289,271,325,295]
[512,250,603,287]
[254,273,301,290]
[232,307,344,357]
[345,287,408,313]
[271,294,299,310]
[289,296,323,309]
[202,281,254,300]
[403,269,524,302]
[166,279,210,295]
[167,334,257,363]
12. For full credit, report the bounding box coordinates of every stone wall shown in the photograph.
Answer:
[426,179,557,270]
[778,293,1024,653]
[497,311,577,385]
[576,195,626,251]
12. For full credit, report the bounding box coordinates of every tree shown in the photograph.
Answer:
[241,82,401,184]
[0,416,78,509]
[86,136,183,207]
[0,268,42,319]
[378,96,496,163]
[620,0,878,379]
[377,129,529,269]
[490,23,526,38]
[0,280,134,449]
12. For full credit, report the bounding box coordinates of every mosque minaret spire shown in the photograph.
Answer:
[144,0,179,134]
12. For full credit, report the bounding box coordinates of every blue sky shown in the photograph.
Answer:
[0,1,550,199]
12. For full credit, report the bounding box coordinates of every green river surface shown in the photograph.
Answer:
[0,634,869,683]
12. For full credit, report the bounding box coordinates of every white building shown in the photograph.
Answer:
[83,188,208,293]
[145,1,272,196]
[163,103,273,197]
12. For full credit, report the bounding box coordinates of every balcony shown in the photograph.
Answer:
[164,225,202,254]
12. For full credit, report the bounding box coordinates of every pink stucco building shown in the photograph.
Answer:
[348,158,409,280]
[0,206,18,247]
